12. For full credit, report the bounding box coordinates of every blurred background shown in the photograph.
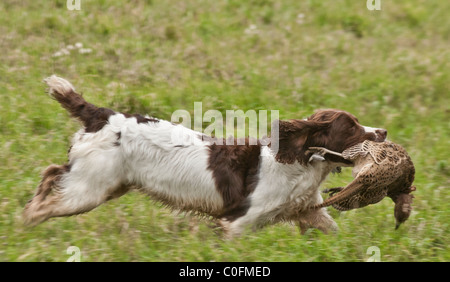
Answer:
[0,0,448,261]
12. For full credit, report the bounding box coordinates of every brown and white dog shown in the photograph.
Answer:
[23,75,387,237]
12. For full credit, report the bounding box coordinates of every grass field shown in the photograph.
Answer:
[0,0,448,261]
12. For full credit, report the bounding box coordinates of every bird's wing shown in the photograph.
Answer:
[367,141,397,165]
[342,140,371,160]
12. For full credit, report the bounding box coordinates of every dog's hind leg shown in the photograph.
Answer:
[23,164,69,226]
[23,145,127,226]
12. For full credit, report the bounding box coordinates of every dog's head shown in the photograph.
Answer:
[273,109,387,165]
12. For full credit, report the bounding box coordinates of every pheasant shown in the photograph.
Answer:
[307,140,416,229]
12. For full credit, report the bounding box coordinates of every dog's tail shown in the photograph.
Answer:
[44,75,114,132]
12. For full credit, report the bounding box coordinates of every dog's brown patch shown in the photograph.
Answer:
[207,138,261,221]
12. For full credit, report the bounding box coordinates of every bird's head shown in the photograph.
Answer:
[393,189,415,229]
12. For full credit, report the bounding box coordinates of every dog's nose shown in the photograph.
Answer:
[375,129,387,141]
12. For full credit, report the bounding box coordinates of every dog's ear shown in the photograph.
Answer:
[272,119,313,165]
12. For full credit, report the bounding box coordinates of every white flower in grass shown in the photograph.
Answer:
[78,48,92,54]
[244,24,259,35]
[296,13,305,24]
[52,51,63,57]
[52,42,92,58]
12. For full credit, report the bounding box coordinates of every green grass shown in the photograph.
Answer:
[0,0,449,261]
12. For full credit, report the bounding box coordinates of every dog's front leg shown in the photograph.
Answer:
[220,205,270,239]
[297,208,338,235]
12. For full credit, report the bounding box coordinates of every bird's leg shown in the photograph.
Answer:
[307,147,344,158]
[322,187,344,197]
